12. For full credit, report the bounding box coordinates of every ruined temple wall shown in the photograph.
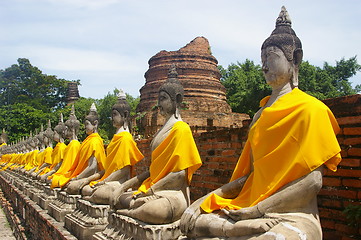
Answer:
[134,94,361,240]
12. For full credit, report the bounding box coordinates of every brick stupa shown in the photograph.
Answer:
[137,37,249,137]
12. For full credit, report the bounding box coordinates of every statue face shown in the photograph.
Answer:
[261,46,293,89]
[85,120,96,135]
[158,91,175,117]
[112,110,124,129]
[53,131,60,142]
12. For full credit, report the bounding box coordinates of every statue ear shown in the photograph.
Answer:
[293,49,303,66]
[94,120,99,127]
[176,93,183,105]
[124,110,129,120]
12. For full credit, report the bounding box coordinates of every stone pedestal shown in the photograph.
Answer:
[93,213,181,240]
[39,185,60,210]
[48,191,81,222]
[28,181,44,204]
[64,199,109,240]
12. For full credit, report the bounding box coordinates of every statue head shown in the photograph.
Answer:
[85,103,99,135]
[65,105,80,139]
[158,64,184,119]
[0,129,8,144]
[54,113,66,142]
[44,120,54,145]
[112,89,131,130]
[261,6,303,88]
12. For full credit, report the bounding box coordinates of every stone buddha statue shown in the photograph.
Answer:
[63,103,106,195]
[33,121,54,177]
[0,129,8,147]
[111,65,202,225]
[48,105,81,187]
[82,89,144,203]
[39,114,68,181]
[180,6,342,239]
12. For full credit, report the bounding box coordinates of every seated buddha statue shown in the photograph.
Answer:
[180,7,342,239]
[39,114,67,181]
[48,105,81,187]
[62,103,106,195]
[111,65,202,225]
[82,89,144,204]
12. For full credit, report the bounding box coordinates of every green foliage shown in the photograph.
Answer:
[0,58,77,112]
[299,56,361,99]
[220,60,271,117]
[343,204,361,228]
[0,103,50,142]
[221,57,361,116]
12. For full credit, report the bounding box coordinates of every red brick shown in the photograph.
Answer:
[344,127,361,135]
[319,199,342,208]
[334,189,358,199]
[342,179,361,188]
[323,177,342,187]
[326,168,361,178]
[337,116,361,125]
[319,208,346,221]
[344,137,361,145]
[358,191,361,199]
[339,158,361,167]
[335,223,359,235]
[221,149,236,156]
[320,219,336,229]
[348,148,361,156]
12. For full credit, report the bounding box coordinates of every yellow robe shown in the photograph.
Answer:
[40,142,67,175]
[52,133,105,188]
[50,140,80,188]
[201,88,342,212]
[24,150,39,170]
[35,147,53,172]
[89,131,144,187]
[138,121,202,193]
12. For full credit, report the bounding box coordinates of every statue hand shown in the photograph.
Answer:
[92,181,105,188]
[180,205,201,234]
[222,205,262,221]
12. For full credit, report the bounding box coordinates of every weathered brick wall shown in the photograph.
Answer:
[134,94,361,239]
[320,95,361,239]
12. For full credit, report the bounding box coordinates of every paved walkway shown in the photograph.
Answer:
[0,205,16,240]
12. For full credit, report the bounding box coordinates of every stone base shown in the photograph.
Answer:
[48,191,81,222]
[93,213,182,240]
[64,199,109,240]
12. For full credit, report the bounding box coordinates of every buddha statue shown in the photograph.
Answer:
[82,89,144,204]
[62,103,106,195]
[32,121,54,177]
[0,129,8,147]
[39,114,67,181]
[180,6,342,239]
[49,105,81,187]
[111,65,202,225]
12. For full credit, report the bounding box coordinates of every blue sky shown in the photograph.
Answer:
[1,0,360,99]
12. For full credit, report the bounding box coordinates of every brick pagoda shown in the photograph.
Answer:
[136,37,249,137]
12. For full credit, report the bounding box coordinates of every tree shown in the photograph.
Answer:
[220,60,271,117]
[0,103,50,142]
[0,58,77,112]
[221,57,361,116]
[299,56,361,99]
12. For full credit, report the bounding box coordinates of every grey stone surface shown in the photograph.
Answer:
[0,206,16,240]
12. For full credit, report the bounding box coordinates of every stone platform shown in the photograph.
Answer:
[64,199,110,240]
[48,191,81,222]
[94,212,182,240]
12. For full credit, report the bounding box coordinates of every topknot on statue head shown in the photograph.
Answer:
[85,103,99,125]
[112,89,131,117]
[261,6,303,67]
[159,64,184,105]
